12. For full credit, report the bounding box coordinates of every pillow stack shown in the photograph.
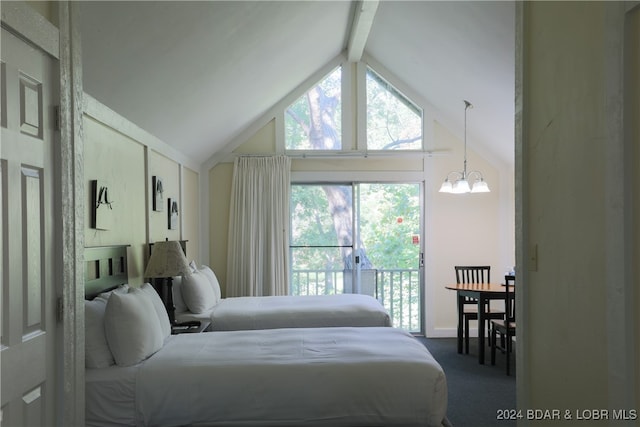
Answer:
[180,263,222,314]
[85,283,171,368]
[85,284,128,369]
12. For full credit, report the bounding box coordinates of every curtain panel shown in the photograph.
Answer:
[226,156,291,296]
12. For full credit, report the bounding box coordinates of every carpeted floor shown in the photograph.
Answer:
[417,336,516,427]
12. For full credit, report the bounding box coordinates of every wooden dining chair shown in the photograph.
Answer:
[491,274,516,375]
[454,266,504,354]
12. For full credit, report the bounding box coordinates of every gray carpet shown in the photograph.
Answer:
[417,337,516,427]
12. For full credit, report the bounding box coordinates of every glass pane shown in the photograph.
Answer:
[285,67,342,150]
[290,184,352,247]
[366,68,422,150]
[358,183,420,269]
[290,184,354,296]
[289,182,423,333]
[358,183,422,331]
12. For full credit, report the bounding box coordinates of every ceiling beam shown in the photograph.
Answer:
[347,0,379,62]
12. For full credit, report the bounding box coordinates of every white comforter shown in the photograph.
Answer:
[176,294,392,331]
[135,327,447,427]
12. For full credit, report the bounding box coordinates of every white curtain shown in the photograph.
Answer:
[226,156,291,296]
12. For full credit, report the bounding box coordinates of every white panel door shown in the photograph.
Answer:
[1,27,57,426]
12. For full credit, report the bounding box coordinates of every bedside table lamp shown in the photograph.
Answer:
[144,240,191,324]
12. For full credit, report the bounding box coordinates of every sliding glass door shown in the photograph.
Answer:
[290,182,423,333]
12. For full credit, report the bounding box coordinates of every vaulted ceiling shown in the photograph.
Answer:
[79,1,515,168]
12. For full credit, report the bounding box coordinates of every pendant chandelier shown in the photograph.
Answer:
[439,100,490,194]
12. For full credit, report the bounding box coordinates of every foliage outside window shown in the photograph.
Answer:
[285,67,342,150]
[284,64,422,152]
[290,183,420,291]
[366,68,422,150]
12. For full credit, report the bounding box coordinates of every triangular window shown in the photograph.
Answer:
[285,67,342,150]
[366,67,422,150]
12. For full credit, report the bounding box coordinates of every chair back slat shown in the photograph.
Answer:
[504,274,516,323]
[455,266,491,304]
[455,266,491,284]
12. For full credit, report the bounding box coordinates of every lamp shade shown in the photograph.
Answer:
[144,240,191,278]
[452,179,471,194]
[439,180,453,193]
[471,179,490,193]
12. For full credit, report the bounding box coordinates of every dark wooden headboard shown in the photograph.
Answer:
[84,245,130,299]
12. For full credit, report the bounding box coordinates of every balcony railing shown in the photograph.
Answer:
[291,268,421,332]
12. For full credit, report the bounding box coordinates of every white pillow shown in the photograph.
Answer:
[199,265,222,303]
[171,276,189,314]
[104,288,164,367]
[181,270,216,314]
[84,298,114,368]
[139,283,171,339]
[96,283,129,301]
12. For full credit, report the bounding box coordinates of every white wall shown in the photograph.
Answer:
[518,1,638,419]
[207,115,513,336]
[83,95,201,284]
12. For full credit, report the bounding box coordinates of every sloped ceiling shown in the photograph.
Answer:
[80,1,515,168]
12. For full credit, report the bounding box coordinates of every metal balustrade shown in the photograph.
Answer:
[291,268,421,332]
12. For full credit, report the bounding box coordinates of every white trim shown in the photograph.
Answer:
[428,327,470,339]
[514,1,529,419]
[275,107,285,155]
[342,62,356,151]
[354,61,367,151]
[604,1,638,413]
[144,145,151,247]
[57,2,84,425]
[292,171,425,183]
[179,164,185,240]
[0,2,59,59]
[346,0,379,62]
[198,163,210,266]
[422,155,436,337]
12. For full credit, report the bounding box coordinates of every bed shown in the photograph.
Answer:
[176,293,392,331]
[84,246,450,427]
[172,263,392,331]
[86,327,448,427]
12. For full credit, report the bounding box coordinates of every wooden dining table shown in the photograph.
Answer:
[445,282,514,364]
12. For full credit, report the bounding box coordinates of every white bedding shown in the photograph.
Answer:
[86,364,138,427]
[86,327,447,427]
[175,294,392,331]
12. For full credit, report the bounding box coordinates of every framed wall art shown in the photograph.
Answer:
[168,198,179,230]
[90,179,114,230]
[152,176,164,211]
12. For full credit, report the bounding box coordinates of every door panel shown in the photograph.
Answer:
[1,27,56,427]
[356,183,423,332]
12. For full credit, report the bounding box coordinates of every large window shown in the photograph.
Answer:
[284,63,423,152]
[290,183,423,333]
[285,67,342,150]
[366,68,422,150]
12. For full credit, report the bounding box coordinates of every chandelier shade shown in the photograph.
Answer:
[439,100,490,194]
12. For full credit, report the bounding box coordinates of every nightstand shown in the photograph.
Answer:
[171,320,211,334]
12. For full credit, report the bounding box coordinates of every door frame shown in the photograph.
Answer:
[1,2,84,425]
[57,3,85,426]
[290,174,425,334]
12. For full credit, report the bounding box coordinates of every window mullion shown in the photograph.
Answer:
[355,61,367,152]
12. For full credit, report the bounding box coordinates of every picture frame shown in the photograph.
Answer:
[168,198,179,230]
[90,179,114,230]
[152,176,164,212]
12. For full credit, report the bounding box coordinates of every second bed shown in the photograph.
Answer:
[173,266,392,331]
